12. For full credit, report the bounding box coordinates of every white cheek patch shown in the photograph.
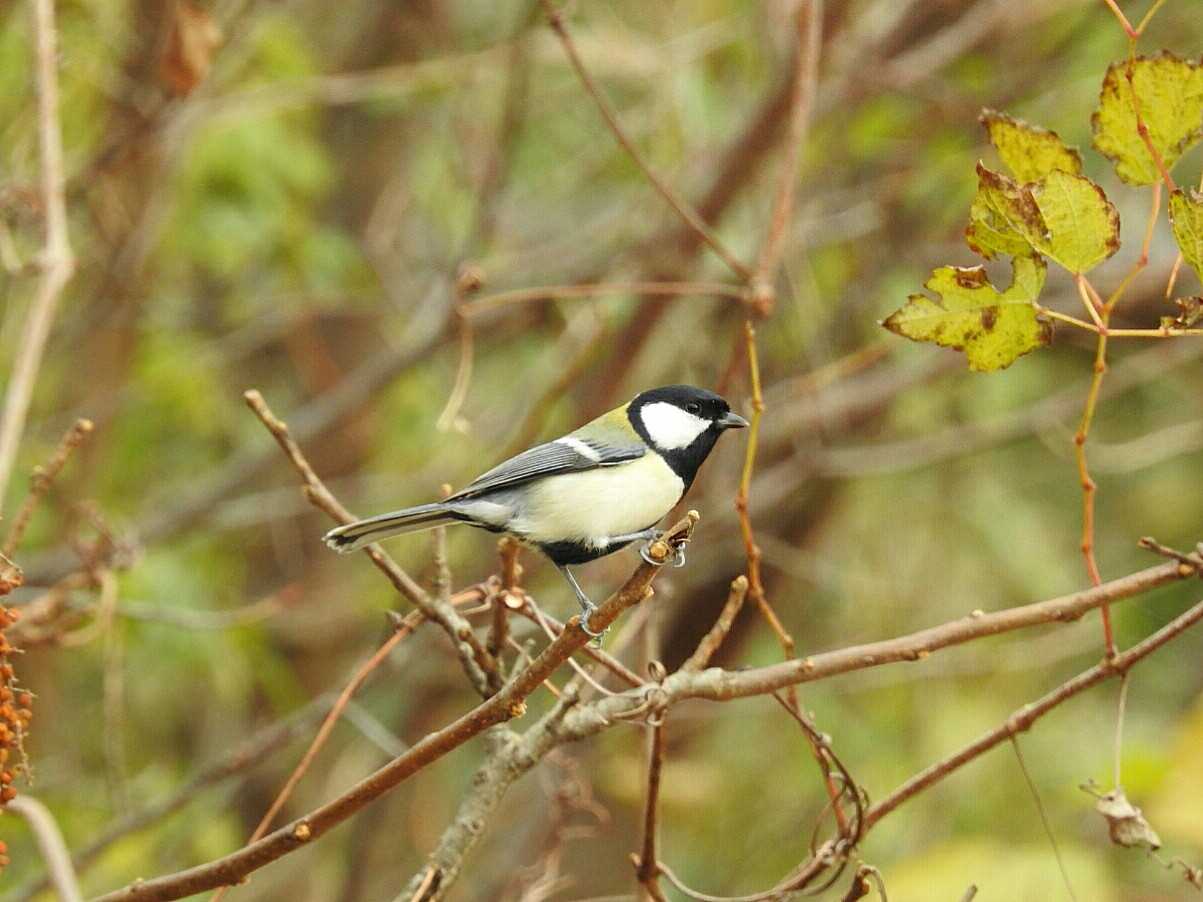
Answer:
[640,402,710,450]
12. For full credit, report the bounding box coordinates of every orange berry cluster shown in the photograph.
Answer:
[0,603,31,873]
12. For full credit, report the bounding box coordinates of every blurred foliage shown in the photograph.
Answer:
[1,0,1202,900]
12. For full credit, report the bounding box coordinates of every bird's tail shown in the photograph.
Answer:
[323,503,459,554]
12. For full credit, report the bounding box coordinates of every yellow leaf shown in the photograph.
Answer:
[981,109,1083,183]
[1092,54,1203,186]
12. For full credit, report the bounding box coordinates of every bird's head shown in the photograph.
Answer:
[628,385,748,455]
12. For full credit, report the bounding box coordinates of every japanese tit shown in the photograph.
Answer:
[324,385,748,635]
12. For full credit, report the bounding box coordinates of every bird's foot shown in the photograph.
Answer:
[579,603,607,645]
[639,531,687,568]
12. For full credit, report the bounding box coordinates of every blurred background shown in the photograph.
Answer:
[2,0,1202,898]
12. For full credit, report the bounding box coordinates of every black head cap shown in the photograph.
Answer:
[627,385,747,485]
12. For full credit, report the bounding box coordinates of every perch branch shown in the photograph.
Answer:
[90,515,697,902]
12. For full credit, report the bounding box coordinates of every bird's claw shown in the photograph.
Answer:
[579,606,607,645]
[639,531,687,568]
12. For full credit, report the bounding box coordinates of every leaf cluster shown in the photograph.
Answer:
[885,56,1203,371]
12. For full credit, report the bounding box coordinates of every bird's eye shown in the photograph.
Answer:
[686,402,701,414]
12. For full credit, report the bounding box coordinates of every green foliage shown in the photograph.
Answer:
[965,164,1042,260]
[979,109,1083,182]
[883,256,1050,372]
[1092,54,1203,185]
[1026,169,1120,274]
[1169,188,1203,280]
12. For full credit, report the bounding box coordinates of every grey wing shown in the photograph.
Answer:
[449,436,644,500]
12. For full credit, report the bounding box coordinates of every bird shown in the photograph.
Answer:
[323,385,748,636]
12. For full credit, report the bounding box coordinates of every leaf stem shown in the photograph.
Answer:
[1073,274,1116,659]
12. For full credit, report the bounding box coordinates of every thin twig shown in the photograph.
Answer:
[213,615,423,902]
[0,0,76,503]
[633,710,667,900]
[243,389,502,696]
[489,537,521,664]
[91,516,698,902]
[682,575,749,671]
[1,418,92,558]
[748,0,824,313]
[466,281,747,317]
[864,594,1203,830]
[538,0,751,280]
[1010,737,1077,902]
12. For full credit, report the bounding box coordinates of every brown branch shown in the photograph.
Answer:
[90,515,697,902]
[734,322,797,700]
[633,676,668,900]
[538,0,751,280]
[863,593,1203,831]
[748,0,823,313]
[488,537,521,664]
[682,575,748,671]
[213,614,424,902]
[466,281,747,317]
[1,418,92,559]
[10,698,332,902]
[243,389,503,697]
[513,599,643,689]
[566,554,1197,720]
[0,0,76,503]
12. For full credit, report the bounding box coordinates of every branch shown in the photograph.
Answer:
[0,0,76,503]
[89,515,697,902]
[7,795,82,902]
[465,281,747,317]
[570,553,1197,720]
[1,418,93,559]
[864,592,1203,831]
[10,699,331,902]
[243,389,502,697]
[632,704,668,901]
[538,0,751,280]
[748,0,823,312]
[682,575,748,671]
[214,613,425,902]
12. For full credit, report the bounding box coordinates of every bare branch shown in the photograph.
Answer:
[0,0,77,503]
[7,795,82,902]
[748,0,824,312]
[243,389,502,696]
[682,575,748,672]
[1,418,92,559]
[538,0,751,280]
[864,594,1203,831]
[90,515,698,902]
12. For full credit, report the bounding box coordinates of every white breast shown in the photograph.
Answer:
[515,453,685,548]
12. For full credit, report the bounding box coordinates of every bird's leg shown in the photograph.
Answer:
[558,565,606,641]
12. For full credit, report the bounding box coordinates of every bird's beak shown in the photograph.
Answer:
[717,411,750,430]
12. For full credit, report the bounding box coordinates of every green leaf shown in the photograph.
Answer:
[965,166,1119,274]
[965,163,1042,260]
[1092,54,1203,186]
[980,109,1083,183]
[1026,170,1120,274]
[883,255,1050,372]
[1169,188,1203,281]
